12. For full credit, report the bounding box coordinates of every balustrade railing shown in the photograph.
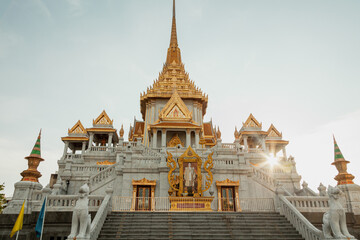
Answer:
[72,165,108,173]
[286,196,336,213]
[279,195,322,240]
[221,143,235,149]
[65,153,83,160]
[89,163,117,191]
[251,165,277,191]
[214,159,237,166]
[90,146,116,152]
[44,195,104,211]
[90,190,113,240]
[111,196,275,212]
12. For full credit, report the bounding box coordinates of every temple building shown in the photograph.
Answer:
[1,1,360,240]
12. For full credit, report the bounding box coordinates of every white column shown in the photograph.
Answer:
[88,133,94,150]
[108,133,113,147]
[282,147,287,159]
[195,130,200,149]
[63,142,69,157]
[186,129,190,147]
[152,129,157,148]
[244,136,248,152]
[261,138,266,151]
[161,129,166,148]
[81,142,86,154]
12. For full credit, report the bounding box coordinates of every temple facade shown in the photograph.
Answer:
[2,1,360,240]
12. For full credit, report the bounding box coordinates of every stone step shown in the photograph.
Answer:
[97,212,304,240]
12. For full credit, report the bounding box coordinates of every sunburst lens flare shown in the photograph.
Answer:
[267,154,278,167]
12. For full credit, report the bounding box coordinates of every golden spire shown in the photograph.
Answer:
[166,0,182,65]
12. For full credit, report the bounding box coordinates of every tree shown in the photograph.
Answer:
[0,183,6,213]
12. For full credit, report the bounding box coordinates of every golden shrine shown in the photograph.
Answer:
[167,146,214,211]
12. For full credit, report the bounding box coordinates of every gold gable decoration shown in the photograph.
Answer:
[159,90,192,122]
[167,134,184,147]
[96,160,115,165]
[93,110,113,126]
[243,113,262,128]
[132,178,156,186]
[267,124,282,138]
[68,120,87,134]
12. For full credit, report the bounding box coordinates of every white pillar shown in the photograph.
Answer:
[186,129,190,147]
[244,136,248,152]
[282,147,287,159]
[152,129,157,148]
[108,133,113,147]
[195,130,200,149]
[161,130,166,148]
[81,142,86,154]
[88,133,94,150]
[261,138,266,151]
[63,142,69,157]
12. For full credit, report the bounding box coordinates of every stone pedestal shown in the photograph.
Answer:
[339,184,360,215]
[3,181,42,214]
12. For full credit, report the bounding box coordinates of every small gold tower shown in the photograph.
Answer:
[21,130,44,182]
[332,136,354,185]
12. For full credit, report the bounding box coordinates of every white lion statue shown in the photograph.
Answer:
[322,185,355,239]
[67,184,91,240]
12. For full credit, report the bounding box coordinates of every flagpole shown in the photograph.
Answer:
[15,231,19,240]
[40,197,47,240]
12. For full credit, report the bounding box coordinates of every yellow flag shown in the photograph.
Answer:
[10,200,25,238]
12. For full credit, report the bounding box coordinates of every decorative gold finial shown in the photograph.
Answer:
[216,126,221,139]
[21,130,44,182]
[234,126,239,139]
[332,136,354,185]
[119,124,124,138]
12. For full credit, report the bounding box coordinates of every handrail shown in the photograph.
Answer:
[89,163,118,191]
[90,189,113,240]
[279,195,322,240]
[251,165,277,191]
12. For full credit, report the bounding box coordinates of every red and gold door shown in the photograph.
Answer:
[136,186,151,211]
[221,187,236,212]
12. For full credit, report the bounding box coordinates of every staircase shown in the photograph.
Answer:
[97,212,305,240]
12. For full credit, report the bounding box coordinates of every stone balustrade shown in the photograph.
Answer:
[251,165,277,190]
[65,153,83,160]
[286,196,334,213]
[40,195,104,212]
[111,196,275,212]
[89,146,116,152]
[89,163,118,192]
[72,165,108,173]
[221,143,236,149]
[90,189,113,240]
[214,159,237,166]
[279,195,322,240]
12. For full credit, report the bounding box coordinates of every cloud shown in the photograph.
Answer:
[33,0,52,18]
[67,0,85,17]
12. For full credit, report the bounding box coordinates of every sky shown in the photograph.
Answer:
[0,0,359,197]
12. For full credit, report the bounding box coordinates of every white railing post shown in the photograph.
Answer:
[278,195,322,240]
[90,187,113,240]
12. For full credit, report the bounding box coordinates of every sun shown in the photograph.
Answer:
[267,154,278,167]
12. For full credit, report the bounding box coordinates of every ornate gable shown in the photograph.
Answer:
[159,90,192,122]
[267,124,282,138]
[243,114,262,129]
[93,110,113,126]
[68,120,86,135]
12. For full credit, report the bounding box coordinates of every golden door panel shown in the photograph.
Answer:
[136,186,151,211]
[221,187,235,212]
